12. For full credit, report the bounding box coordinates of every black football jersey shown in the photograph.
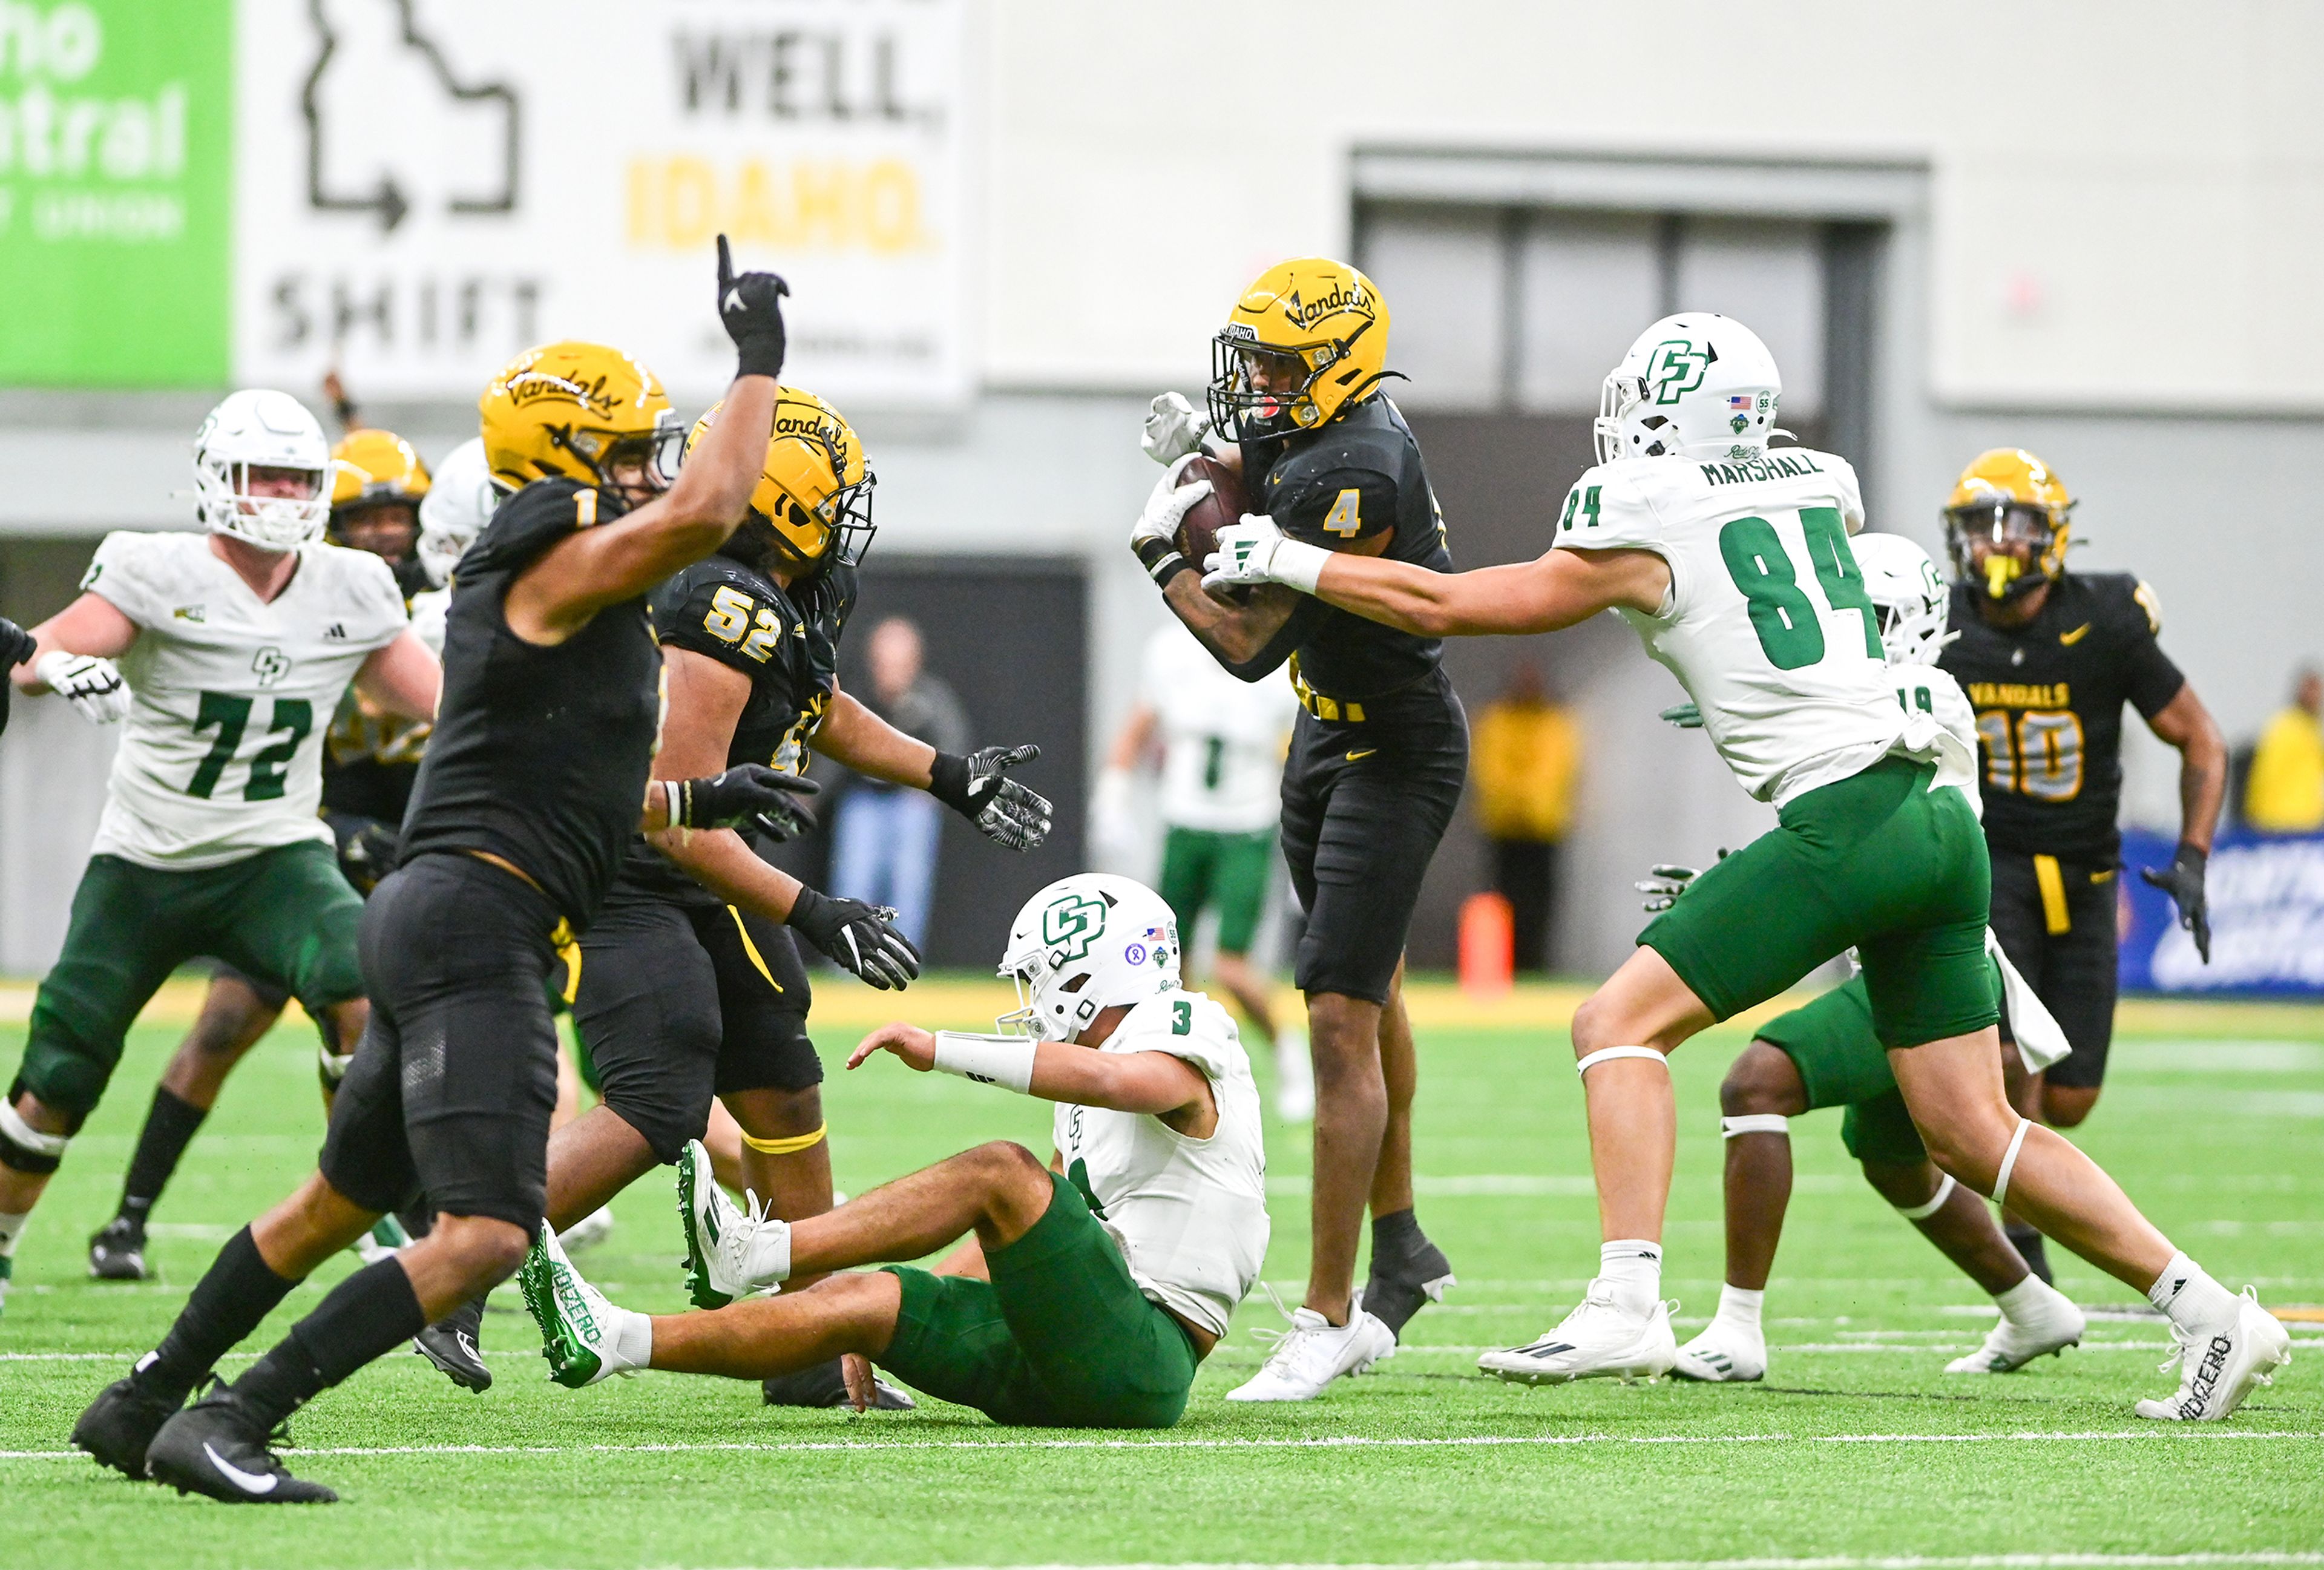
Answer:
[398,478,664,931]
[1247,396,1452,702]
[612,556,858,907]
[1938,571,2185,862]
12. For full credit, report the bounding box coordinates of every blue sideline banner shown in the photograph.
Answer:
[2119,826,2324,996]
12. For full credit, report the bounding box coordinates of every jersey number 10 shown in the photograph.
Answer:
[1717,508,1882,672]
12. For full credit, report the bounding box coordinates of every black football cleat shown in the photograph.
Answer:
[413,1295,491,1391]
[1360,1226,1457,1341]
[761,1357,916,1411]
[70,1373,183,1479]
[88,1215,151,1282]
[144,1392,336,1504]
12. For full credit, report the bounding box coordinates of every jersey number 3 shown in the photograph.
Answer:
[1718,508,1882,671]
[187,692,313,801]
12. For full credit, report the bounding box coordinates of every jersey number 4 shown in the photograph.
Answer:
[187,692,312,801]
[1718,508,1882,671]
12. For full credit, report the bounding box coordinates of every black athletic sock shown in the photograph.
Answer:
[119,1087,208,1223]
[2005,1222,2055,1286]
[231,1257,426,1431]
[1371,1207,1423,1260]
[136,1227,300,1404]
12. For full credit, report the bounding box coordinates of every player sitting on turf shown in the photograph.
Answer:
[1655,534,2084,1383]
[520,873,1269,1428]
[0,390,441,1321]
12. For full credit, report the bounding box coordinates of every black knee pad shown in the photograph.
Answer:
[0,1086,68,1174]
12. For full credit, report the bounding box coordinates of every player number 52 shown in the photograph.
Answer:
[702,586,783,663]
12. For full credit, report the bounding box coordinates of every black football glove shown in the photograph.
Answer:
[329,815,402,896]
[786,887,921,990]
[0,616,34,674]
[930,744,1052,851]
[672,764,820,841]
[716,234,790,381]
[2139,841,2211,964]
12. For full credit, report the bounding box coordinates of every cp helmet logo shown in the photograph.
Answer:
[1646,340,1711,406]
[1042,893,1107,962]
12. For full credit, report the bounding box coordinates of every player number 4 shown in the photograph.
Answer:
[1322,488,1362,537]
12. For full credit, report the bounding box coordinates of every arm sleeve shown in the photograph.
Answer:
[81,532,169,628]
[1273,470,1403,547]
[2116,579,2187,720]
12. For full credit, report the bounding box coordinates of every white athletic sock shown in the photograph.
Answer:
[1599,1240,1663,1316]
[1714,1283,1764,1332]
[1992,1273,2052,1324]
[743,1216,793,1288]
[610,1305,654,1375]
[0,1210,28,1258]
[2147,1250,2237,1333]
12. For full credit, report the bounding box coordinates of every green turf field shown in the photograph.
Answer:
[5,993,2320,1569]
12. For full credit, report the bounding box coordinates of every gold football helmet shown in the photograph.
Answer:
[1207,257,1391,442]
[478,341,682,501]
[685,386,875,573]
[1943,447,2075,602]
[329,429,431,513]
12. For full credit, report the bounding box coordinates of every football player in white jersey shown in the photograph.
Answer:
[1206,314,2290,1421]
[1098,620,1311,1118]
[1656,533,2085,1383]
[0,390,441,1318]
[519,873,1273,1427]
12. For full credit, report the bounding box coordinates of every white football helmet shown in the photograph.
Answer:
[191,390,332,551]
[1594,314,1783,465]
[1852,532,1956,666]
[416,436,499,587]
[997,873,1183,1042]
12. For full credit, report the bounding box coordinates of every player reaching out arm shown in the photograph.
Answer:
[1207,312,2290,1421]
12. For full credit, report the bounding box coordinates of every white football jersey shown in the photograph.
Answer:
[84,531,409,869]
[1052,988,1270,1339]
[1887,661,1980,809]
[1555,448,1963,805]
[1139,622,1298,833]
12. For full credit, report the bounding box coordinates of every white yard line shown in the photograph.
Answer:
[2,1429,2316,1462]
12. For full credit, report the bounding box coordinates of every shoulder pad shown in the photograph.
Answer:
[655,560,795,669]
[1552,464,1661,551]
[467,478,592,575]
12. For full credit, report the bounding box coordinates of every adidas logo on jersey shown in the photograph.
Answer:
[324,623,349,640]
[172,605,206,622]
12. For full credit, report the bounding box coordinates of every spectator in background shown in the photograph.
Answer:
[2245,666,2324,834]
[1469,663,1581,973]
[830,617,967,950]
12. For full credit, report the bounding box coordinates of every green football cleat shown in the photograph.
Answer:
[517,1223,643,1389]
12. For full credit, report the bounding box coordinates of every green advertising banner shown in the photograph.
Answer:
[0,0,233,386]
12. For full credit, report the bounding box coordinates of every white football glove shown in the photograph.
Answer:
[1141,392,1215,466]
[1635,864,1700,913]
[1203,514,1330,595]
[1132,460,1212,551]
[36,650,130,725]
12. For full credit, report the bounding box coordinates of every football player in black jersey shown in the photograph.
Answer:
[1937,448,2225,1279]
[1132,258,1467,1400]
[539,387,1049,1411]
[73,239,818,1503]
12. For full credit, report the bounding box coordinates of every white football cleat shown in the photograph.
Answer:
[1946,1281,2085,1374]
[1273,1026,1315,1123]
[557,1205,616,1255]
[517,1223,649,1389]
[677,1138,789,1309]
[1673,1316,1766,1382]
[1480,1287,1678,1385]
[2135,1287,2292,1422]
[1227,1307,1396,1402]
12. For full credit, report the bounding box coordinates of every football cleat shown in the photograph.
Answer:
[2134,1287,2292,1422]
[1479,1287,1678,1385]
[413,1295,491,1391]
[1226,1307,1396,1402]
[518,1223,647,1389]
[1673,1317,1767,1383]
[1359,1231,1456,1342]
[352,1213,410,1267]
[71,1371,186,1478]
[88,1215,151,1281]
[1946,1281,2085,1374]
[144,1391,336,1504]
[557,1205,616,1254]
[678,1138,789,1309]
[761,1357,918,1410]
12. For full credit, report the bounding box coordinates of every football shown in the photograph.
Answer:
[1172,454,1252,580]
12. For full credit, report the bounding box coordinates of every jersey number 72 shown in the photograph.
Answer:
[1717,508,1882,671]
[186,691,313,801]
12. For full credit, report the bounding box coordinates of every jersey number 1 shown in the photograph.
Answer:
[1717,508,1882,671]
[188,692,313,801]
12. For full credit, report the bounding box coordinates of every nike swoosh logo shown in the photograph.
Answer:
[204,1440,279,1495]
[2058,623,2092,645]
[1345,749,1376,761]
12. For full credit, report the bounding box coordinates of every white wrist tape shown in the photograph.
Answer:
[1575,1045,1666,1077]
[1894,1172,1957,1221]
[1721,1114,1790,1139]
[1991,1117,2033,1210]
[1270,538,1330,594]
[931,1032,1037,1094]
[662,780,683,830]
